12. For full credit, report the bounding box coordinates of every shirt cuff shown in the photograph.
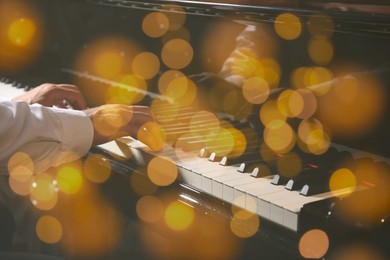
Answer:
[51,108,94,158]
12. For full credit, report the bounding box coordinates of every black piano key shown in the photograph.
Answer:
[220,150,260,166]
[285,166,334,190]
[250,163,273,178]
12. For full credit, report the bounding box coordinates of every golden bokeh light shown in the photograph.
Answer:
[142,12,170,38]
[329,168,356,198]
[107,74,147,104]
[277,89,303,118]
[316,74,385,139]
[298,118,330,155]
[158,70,185,95]
[36,215,63,244]
[30,173,58,211]
[205,127,235,157]
[132,52,160,79]
[164,201,194,231]
[83,153,111,183]
[92,104,133,139]
[296,89,318,119]
[308,36,334,65]
[274,13,302,40]
[74,37,140,105]
[147,156,178,186]
[299,229,329,259]
[160,4,186,31]
[277,152,302,178]
[8,18,36,46]
[329,243,388,260]
[56,166,83,194]
[94,51,123,79]
[137,121,165,152]
[259,100,287,126]
[0,1,43,71]
[150,99,180,123]
[230,209,259,238]
[9,173,33,196]
[166,76,197,106]
[254,58,281,89]
[189,111,220,136]
[136,195,165,223]
[8,152,34,176]
[264,120,296,153]
[242,77,270,104]
[161,38,193,69]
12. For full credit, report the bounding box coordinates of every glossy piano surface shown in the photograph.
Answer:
[0,0,390,259]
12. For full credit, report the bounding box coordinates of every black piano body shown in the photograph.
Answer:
[0,0,390,259]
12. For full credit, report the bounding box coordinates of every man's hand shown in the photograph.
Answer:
[83,104,164,151]
[12,83,88,110]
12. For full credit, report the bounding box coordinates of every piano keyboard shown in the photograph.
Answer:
[2,78,389,234]
[96,136,388,232]
[0,80,27,98]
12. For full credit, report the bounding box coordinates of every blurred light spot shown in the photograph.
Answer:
[108,74,147,104]
[147,156,178,186]
[305,67,335,96]
[316,74,385,139]
[94,51,123,79]
[329,168,356,198]
[274,13,302,40]
[307,14,334,38]
[151,99,180,123]
[132,52,160,79]
[137,121,165,152]
[296,89,317,119]
[299,229,329,258]
[277,89,303,117]
[259,142,279,164]
[264,120,296,153]
[92,104,133,138]
[308,36,333,65]
[161,38,193,69]
[189,111,220,136]
[56,166,83,194]
[242,77,270,104]
[205,127,235,157]
[83,153,111,183]
[277,152,302,178]
[200,21,248,74]
[36,215,62,244]
[158,70,184,95]
[8,152,34,181]
[160,4,186,31]
[230,209,259,238]
[9,173,33,196]
[30,173,58,210]
[136,195,164,223]
[142,12,170,38]
[164,201,194,231]
[259,100,287,126]
[8,18,36,46]
[254,58,281,89]
[166,76,197,106]
[298,118,330,155]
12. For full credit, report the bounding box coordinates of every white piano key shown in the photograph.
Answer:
[223,176,259,204]
[0,82,26,98]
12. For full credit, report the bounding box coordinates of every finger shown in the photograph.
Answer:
[54,86,88,110]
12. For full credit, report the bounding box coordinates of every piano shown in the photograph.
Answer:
[1,0,390,259]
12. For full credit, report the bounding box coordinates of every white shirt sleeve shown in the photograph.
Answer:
[0,97,94,174]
